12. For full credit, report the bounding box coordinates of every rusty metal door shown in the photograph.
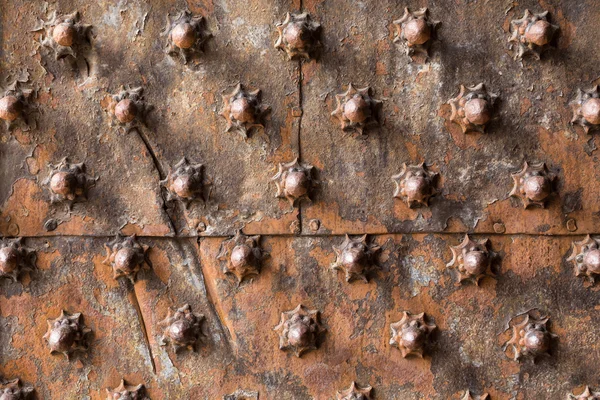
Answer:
[2,0,600,399]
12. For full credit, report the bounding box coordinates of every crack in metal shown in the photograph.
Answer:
[127,284,157,374]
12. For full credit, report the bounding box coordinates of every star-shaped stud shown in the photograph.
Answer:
[393,8,440,59]
[392,162,439,208]
[106,379,149,399]
[35,11,92,60]
[0,78,35,131]
[103,235,151,282]
[42,157,97,208]
[43,310,92,359]
[502,311,556,362]
[509,10,559,61]
[331,84,382,135]
[336,382,373,400]
[109,86,152,132]
[271,158,314,207]
[220,84,270,138]
[163,10,211,65]
[331,234,380,283]
[274,12,321,60]
[159,304,205,353]
[0,378,34,399]
[509,161,556,209]
[446,235,495,285]
[0,238,37,282]
[274,304,325,357]
[389,311,436,358]
[570,86,600,134]
[447,83,498,133]
[217,230,268,285]
[567,235,600,283]
[569,386,600,399]
[160,157,205,208]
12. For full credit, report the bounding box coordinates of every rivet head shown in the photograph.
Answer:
[52,22,76,46]
[0,239,36,282]
[114,98,137,123]
[161,157,205,207]
[275,12,321,60]
[160,304,205,352]
[221,84,270,138]
[217,231,268,284]
[103,235,150,282]
[44,158,96,205]
[0,96,22,122]
[448,83,497,133]
[331,234,380,283]
[274,304,325,357]
[392,163,439,208]
[272,158,314,207]
[336,382,373,400]
[509,10,558,60]
[171,22,196,49]
[503,311,556,361]
[390,311,436,358]
[0,379,34,400]
[106,380,149,400]
[43,310,91,359]
[393,8,439,59]
[568,386,600,399]
[568,235,600,282]
[571,86,600,133]
[510,161,555,209]
[331,84,382,135]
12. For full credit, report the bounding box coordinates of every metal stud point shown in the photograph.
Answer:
[447,235,495,285]
[36,11,92,60]
[43,158,97,207]
[272,158,314,207]
[331,84,382,135]
[110,86,151,129]
[393,8,440,59]
[392,162,439,208]
[0,238,36,282]
[571,86,600,134]
[509,10,559,60]
[274,304,325,357]
[275,12,321,60]
[509,162,556,209]
[160,157,205,208]
[568,235,600,283]
[336,382,373,400]
[503,311,556,362]
[390,311,436,358]
[106,380,149,400]
[159,304,205,353]
[0,378,34,399]
[217,230,268,284]
[447,83,498,133]
[103,235,151,282]
[568,386,600,400]
[331,234,380,283]
[221,84,270,138]
[43,310,92,359]
[164,10,211,64]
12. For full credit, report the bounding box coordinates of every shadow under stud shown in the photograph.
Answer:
[275,12,321,60]
[393,8,440,59]
[509,10,559,61]
[331,84,382,135]
[392,163,439,208]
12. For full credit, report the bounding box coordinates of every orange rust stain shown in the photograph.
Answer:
[520,97,532,116]
[148,246,173,285]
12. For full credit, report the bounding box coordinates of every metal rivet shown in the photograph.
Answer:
[274,304,325,357]
[393,8,440,58]
[165,11,211,64]
[566,218,577,232]
[106,380,148,399]
[272,158,314,207]
[570,86,600,134]
[462,391,490,400]
[389,311,436,358]
[569,386,600,399]
[0,238,36,282]
[331,234,380,283]
[447,84,498,133]
[37,11,92,60]
[159,304,205,353]
[221,84,270,138]
[503,311,556,362]
[336,382,373,400]
[0,378,34,399]
[447,235,495,285]
[509,162,555,209]
[0,80,34,130]
[568,235,600,282]
[392,162,439,208]
[110,86,150,129]
[493,222,506,234]
[43,310,91,359]
[275,12,321,60]
[331,84,382,135]
[103,235,151,282]
[308,219,320,232]
[217,230,268,284]
[509,10,558,60]
[160,157,205,207]
[43,158,97,207]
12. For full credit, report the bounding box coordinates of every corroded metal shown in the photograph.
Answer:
[462,391,490,400]
[220,84,270,138]
[336,382,373,400]
[217,230,268,284]
[274,304,325,357]
[159,304,205,353]
[447,235,495,285]
[160,157,205,207]
[392,163,439,208]
[0,378,34,399]
[503,311,556,362]
[271,158,314,207]
[571,86,600,134]
[569,387,600,399]
[331,84,382,135]
[0,238,36,282]
[43,310,91,359]
[275,12,321,60]
[393,8,440,59]
[389,311,436,358]
[331,234,380,283]
[43,158,97,207]
[110,86,151,129]
[103,235,151,282]
[223,390,259,400]
[568,235,600,282]
[164,10,211,65]
[106,380,149,400]
[447,83,498,133]
[35,11,92,60]
[509,10,559,60]
[0,78,35,131]
[509,161,556,209]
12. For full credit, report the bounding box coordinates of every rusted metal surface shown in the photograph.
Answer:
[2,0,600,399]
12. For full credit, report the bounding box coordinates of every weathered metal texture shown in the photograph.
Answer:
[300,0,600,236]
[0,0,301,238]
